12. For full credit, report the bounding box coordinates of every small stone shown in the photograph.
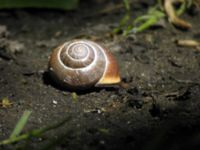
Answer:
[97,109,101,114]
[53,100,58,105]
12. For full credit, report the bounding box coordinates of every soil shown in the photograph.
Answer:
[0,0,200,150]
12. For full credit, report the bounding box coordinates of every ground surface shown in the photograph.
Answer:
[0,0,200,150]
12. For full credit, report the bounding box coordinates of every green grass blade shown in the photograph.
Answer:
[123,0,130,11]
[135,17,158,33]
[0,116,71,145]
[10,110,32,138]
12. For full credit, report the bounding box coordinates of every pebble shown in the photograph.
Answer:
[53,100,58,105]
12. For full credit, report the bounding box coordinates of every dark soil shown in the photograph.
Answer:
[0,0,200,150]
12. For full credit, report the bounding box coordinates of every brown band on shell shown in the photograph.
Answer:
[96,47,121,85]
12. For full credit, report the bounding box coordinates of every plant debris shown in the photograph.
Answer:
[0,97,13,108]
[164,0,192,29]
[114,0,195,35]
[175,39,200,48]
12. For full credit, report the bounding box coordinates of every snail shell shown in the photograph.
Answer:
[48,39,120,89]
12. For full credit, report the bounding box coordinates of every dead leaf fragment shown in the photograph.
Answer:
[0,97,13,108]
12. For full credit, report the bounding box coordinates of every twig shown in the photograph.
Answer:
[175,39,200,47]
[164,0,192,29]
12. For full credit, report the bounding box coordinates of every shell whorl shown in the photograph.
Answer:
[59,40,96,68]
[49,40,107,88]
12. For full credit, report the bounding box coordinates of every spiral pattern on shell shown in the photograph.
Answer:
[49,39,120,89]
